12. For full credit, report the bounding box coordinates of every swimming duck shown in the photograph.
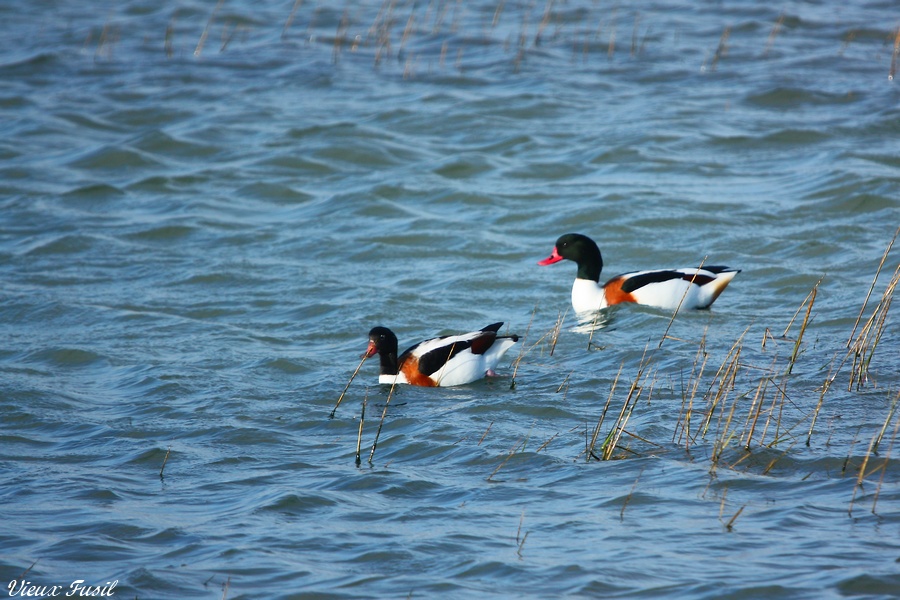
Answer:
[365,322,519,387]
[538,233,739,313]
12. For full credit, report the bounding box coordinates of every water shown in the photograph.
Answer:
[2,1,900,598]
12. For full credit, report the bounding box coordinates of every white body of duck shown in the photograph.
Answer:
[539,233,739,313]
[365,322,519,387]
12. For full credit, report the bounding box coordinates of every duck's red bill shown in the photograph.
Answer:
[538,247,564,266]
[362,341,377,359]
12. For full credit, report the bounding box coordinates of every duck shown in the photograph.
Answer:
[538,233,739,313]
[364,322,519,387]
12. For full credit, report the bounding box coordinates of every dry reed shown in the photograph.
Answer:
[806,356,838,446]
[509,305,538,389]
[516,530,529,559]
[487,434,526,482]
[847,226,898,345]
[848,264,899,390]
[195,0,225,57]
[368,379,399,464]
[674,332,710,450]
[870,406,900,514]
[536,432,558,453]
[549,309,567,356]
[708,26,731,71]
[516,509,525,545]
[355,391,368,466]
[620,467,644,520]
[589,340,660,461]
[159,445,171,480]
[587,363,623,461]
[890,26,900,81]
[478,420,494,446]
[763,12,785,57]
[659,256,709,348]
[331,353,368,418]
[723,505,745,531]
[847,393,900,513]
[849,426,882,516]
[785,280,819,375]
[282,0,304,39]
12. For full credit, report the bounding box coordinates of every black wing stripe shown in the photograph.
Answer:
[620,270,723,293]
[417,339,474,376]
[620,271,682,294]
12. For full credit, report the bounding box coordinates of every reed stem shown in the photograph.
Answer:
[331,353,368,418]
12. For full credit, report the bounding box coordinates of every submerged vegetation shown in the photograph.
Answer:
[340,227,899,521]
[78,1,900,83]
[514,228,899,518]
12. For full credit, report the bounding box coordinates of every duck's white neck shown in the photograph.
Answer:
[572,278,608,313]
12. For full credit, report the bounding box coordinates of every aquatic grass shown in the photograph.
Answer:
[660,256,709,348]
[740,358,775,449]
[597,258,885,475]
[516,511,529,558]
[806,355,838,446]
[533,0,555,47]
[848,263,899,390]
[588,342,659,461]
[802,231,899,448]
[535,431,559,453]
[674,331,710,450]
[333,8,351,63]
[85,20,120,61]
[477,420,494,446]
[849,423,883,516]
[164,18,175,57]
[368,379,399,464]
[607,7,617,59]
[756,374,790,449]
[842,426,864,477]
[75,1,900,82]
[355,391,368,466]
[620,467,644,520]
[713,485,747,531]
[159,445,171,480]
[331,353,368,418]
[873,390,900,454]
[847,226,898,347]
[707,25,731,72]
[487,433,527,482]
[556,372,572,398]
[697,326,748,441]
[849,393,900,513]
[722,505,745,532]
[763,12,786,57]
[282,0,304,39]
[509,305,538,389]
[572,229,898,491]
[586,363,623,461]
[760,444,796,476]
[586,309,610,351]
[785,279,820,375]
[195,0,225,57]
[549,308,567,357]
[890,26,900,81]
[870,403,900,514]
[600,374,642,461]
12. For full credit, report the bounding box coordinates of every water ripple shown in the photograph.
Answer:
[1,1,899,598]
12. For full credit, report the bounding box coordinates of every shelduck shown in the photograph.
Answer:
[538,233,739,313]
[365,322,519,387]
